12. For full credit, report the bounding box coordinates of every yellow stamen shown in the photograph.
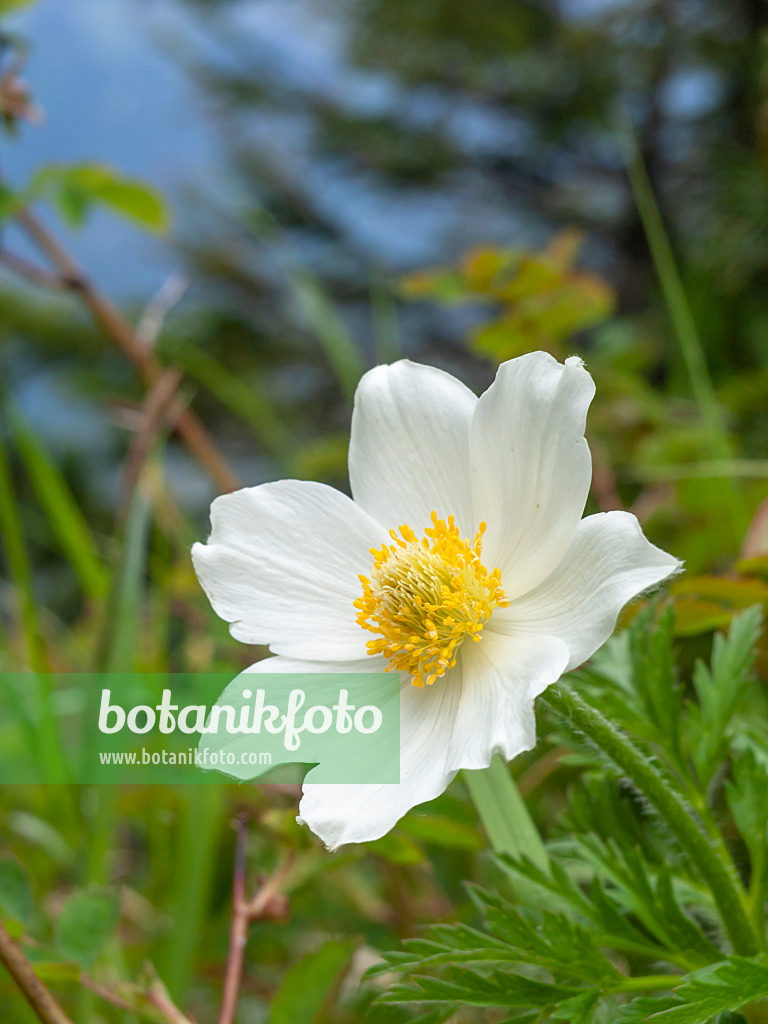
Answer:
[354,512,509,688]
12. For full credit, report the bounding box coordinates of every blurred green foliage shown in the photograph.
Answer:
[1,0,768,1021]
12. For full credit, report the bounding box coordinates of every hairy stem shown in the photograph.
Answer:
[541,683,759,957]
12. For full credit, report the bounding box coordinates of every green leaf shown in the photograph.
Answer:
[0,859,32,925]
[377,965,580,1009]
[725,749,768,892]
[550,990,600,1023]
[55,887,120,967]
[690,605,762,780]
[270,939,356,1024]
[7,402,108,602]
[463,754,548,869]
[619,956,768,1024]
[290,271,364,400]
[368,830,426,865]
[399,813,484,850]
[89,177,168,230]
[31,163,169,232]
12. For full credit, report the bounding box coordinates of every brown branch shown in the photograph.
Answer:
[12,207,241,494]
[0,921,74,1024]
[0,249,64,290]
[80,974,137,1013]
[218,815,251,1024]
[83,966,194,1024]
[217,817,295,1024]
[118,365,184,521]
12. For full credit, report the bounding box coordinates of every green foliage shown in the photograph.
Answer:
[376,606,768,1022]
[2,2,768,1021]
[54,887,120,967]
[270,938,357,1024]
[5,402,108,602]
[463,754,548,868]
[30,162,169,231]
[618,957,768,1024]
[402,233,616,361]
[0,858,32,926]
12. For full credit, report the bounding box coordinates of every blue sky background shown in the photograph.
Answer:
[2,0,217,296]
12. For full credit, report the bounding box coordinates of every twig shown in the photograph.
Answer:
[80,974,137,1012]
[218,816,251,1024]
[118,365,184,521]
[0,249,62,290]
[137,272,190,349]
[217,817,295,1024]
[10,206,240,494]
[243,852,296,920]
[146,974,196,1024]
[0,920,74,1024]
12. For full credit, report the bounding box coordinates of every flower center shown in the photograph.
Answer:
[354,511,509,688]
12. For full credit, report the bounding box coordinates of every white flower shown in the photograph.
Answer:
[192,352,680,849]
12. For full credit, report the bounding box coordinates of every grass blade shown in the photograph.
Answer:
[463,754,548,870]
[7,401,108,603]
[290,271,364,399]
[621,135,729,461]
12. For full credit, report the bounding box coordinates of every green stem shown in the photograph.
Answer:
[607,975,683,994]
[541,683,759,957]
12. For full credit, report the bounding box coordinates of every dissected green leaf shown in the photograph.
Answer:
[619,956,768,1024]
[725,749,768,880]
[690,605,762,781]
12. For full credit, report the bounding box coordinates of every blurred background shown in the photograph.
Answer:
[1,0,768,1020]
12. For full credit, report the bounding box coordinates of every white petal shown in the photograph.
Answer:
[349,360,477,537]
[446,631,570,770]
[198,654,386,781]
[470,352,595,599]
[298,663,464,850]
[192,480,385,660]
[491,511,681,671]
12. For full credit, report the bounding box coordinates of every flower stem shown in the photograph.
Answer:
[541,682,759,957]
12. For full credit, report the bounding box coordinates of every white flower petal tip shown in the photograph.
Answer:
[493,510,682,672]
[470,351,597,599]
